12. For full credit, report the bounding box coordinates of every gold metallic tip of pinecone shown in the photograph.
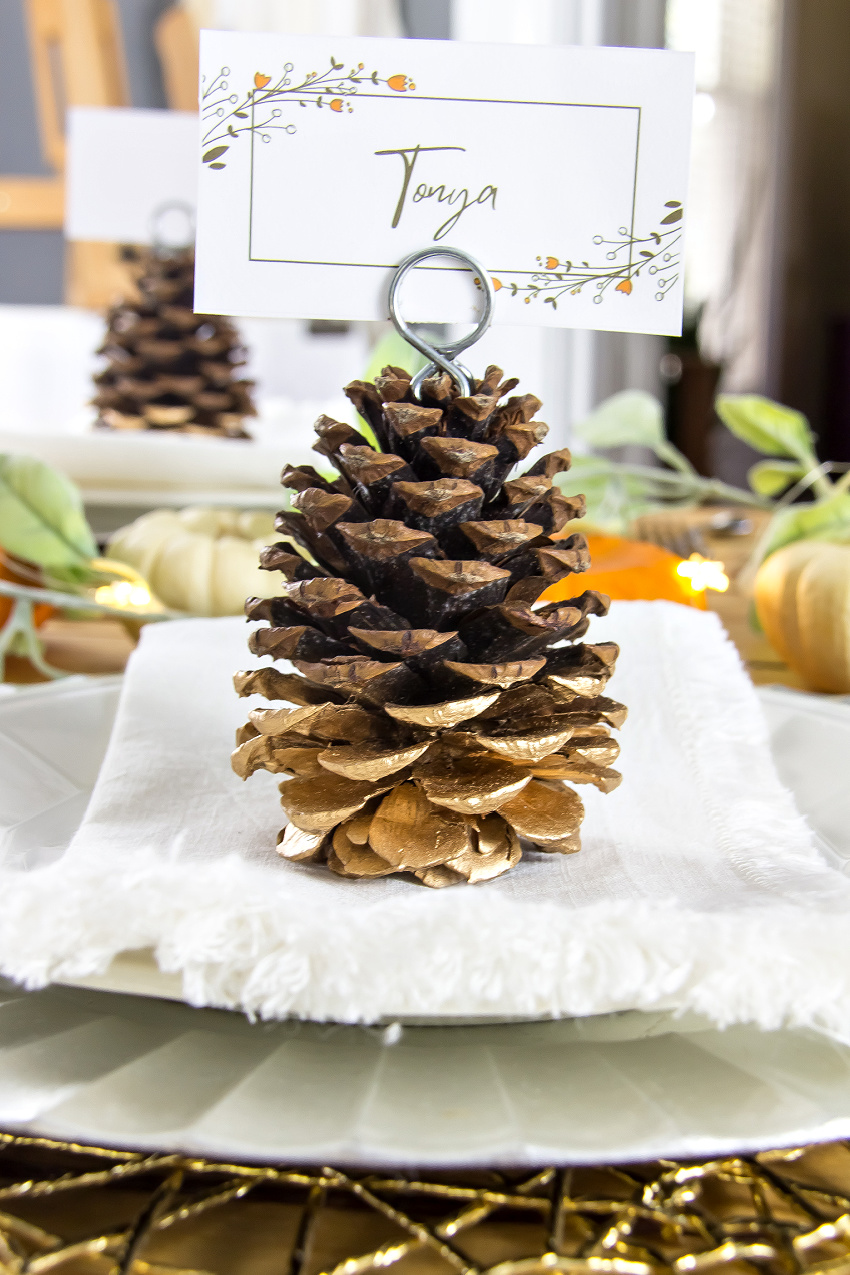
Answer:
[273,768,583,888]
[232,682,624,887]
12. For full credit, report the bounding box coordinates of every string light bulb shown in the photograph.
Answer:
[88,557,161,613]
[94,580,152,609]
[676,552,730,593]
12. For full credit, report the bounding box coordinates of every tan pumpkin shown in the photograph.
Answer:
[105,507,285,616]
[755,539,850,692]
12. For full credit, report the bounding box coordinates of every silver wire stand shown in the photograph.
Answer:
[387,246,496,399]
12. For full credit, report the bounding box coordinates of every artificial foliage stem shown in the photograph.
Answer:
[791,447,834,501]
[653,438,699,478]
[0,595,66,679]
[577,461,771,509]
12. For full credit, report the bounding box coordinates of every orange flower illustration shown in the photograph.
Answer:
[492,278,502,290]
[203,57,422,176]
[488,205,682,308]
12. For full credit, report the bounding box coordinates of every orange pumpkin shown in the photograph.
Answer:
[0,552,55,628]
[542,534,707,609]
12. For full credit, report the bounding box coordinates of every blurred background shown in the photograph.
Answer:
[0,0,848,508]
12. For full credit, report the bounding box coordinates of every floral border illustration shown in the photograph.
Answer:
[201,57,416,170]
[487,202,683,308]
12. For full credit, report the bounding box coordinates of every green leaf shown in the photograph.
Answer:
[660,208,683,224]
[747,458,806,497]
[716,395,817,463]
[554,458,655,534]
[0,454,96,569]
[809,522,850,545]
[45,561,104,590]
[575,390,666,452]
[555,455,618,497]
[761,491,850,561]
[363,329,429,386]
[203,145,229,163]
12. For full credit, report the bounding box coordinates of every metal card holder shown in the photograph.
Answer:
[387,247,495,400]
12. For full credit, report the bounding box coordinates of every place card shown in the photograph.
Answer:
[194,32,694,335]
[66,108,199,245]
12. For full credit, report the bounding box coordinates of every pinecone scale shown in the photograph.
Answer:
[233,365,625,887]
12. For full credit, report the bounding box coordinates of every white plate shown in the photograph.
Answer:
[4,974,850,1166]
[757,685,850,875]
[0,431,292,508]
[0,392,354,510]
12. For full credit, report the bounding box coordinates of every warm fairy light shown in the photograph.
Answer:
[676,552,730,593]
[94,581,152,609]
[89,557,159,613]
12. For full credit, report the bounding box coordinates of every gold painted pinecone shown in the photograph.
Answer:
[232,364,625,887]
[93,247,255,439]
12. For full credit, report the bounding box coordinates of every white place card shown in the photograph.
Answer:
[194,33,694,335]
[66,108,199,246]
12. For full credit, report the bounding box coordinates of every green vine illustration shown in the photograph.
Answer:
[201,57,416,169]
[488,201,683,308]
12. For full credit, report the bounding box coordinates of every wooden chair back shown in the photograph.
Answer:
[2,1,199,306]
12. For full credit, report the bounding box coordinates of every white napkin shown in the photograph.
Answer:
[3,602,850,1031]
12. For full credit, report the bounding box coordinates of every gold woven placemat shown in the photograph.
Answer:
[2,1134,850,1275]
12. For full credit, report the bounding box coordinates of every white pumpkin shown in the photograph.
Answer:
[105,507,288,616]
[755,539,850,693]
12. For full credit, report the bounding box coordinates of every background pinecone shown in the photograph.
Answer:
[93,247,255,439]
[233,365,625,887]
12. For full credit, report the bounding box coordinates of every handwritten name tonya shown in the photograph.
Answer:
[376,145,497,241]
